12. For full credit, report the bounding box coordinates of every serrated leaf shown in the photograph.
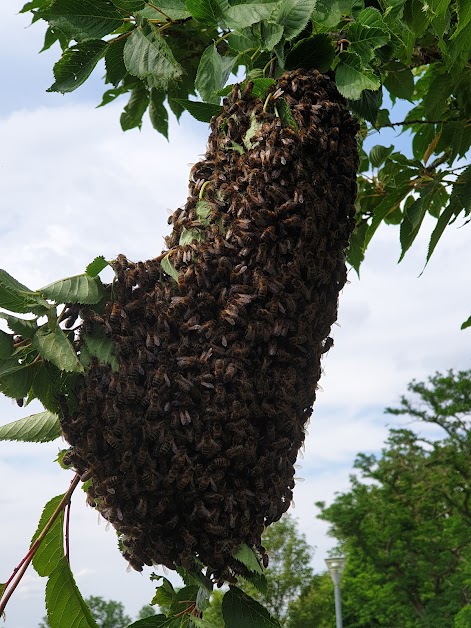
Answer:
[48,40,108,93]
[40,274,104,305]
[82,328,119,372]
[138,1,191,22]
[0,313,38,339]
[461,315,471,330]
[127,616,170,627]
[105,38,128,86]
[237,570,268,596]
[48,0,123,43]
[347,220,368,276]
[369,144,394,168]
[46,557,99,627]
[31,361,70,413]
[399,196,425,261]
[179,227,205,245]
[363,184,411,251]
[190,617,220,628]
[227,27,260,52]
[260,21,284,51]
[174,99,222,122]
[195,45,237,103]
[233,544,263,574]
[168,585,199,616]
[0,269,50,315]
[0,330,14,359]
[223,3,276,29]
[31,494,65,577]
[185,0,229,26]
[448,165,471,216]
[111,0,145,10]
[149,89,169,138]
[0,360,36,399]
[452,0,471,38]
[312,0,351,28]
[243,112,262,150]
[85,256,110,277]
[120,80,149,130]
[335,52,380,100]
[195,200,213,224]
[383,62,414,101]
[424,203,454,266]
[222,587,281,628]
[0,411,60,443]
[124,25,184,90]
[348,22,389,64]
[161,254,179,282]
[285,34,335,72]
[250,78,275,98]
[274,0,314,41]
[32,327,83,373]
[348,88,382,125]
[151,576,177,609]
[275,98,298,130]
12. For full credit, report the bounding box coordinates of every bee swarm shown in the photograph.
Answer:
[61,69,359,582]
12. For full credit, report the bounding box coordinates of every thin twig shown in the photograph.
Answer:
[379,118,461,128]
[65,500,72,564]
[0,474,80,617]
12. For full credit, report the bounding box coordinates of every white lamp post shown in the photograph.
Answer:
[325,556,346,628]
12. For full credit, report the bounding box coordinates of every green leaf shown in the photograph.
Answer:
[363,184,411,251]
[85,256,110,277]
[179,227,205,245]
[348,22,389,64]
[32,327,83,373]
[168,585,199,616]
[195,45,236,103]
[222,587,281,627]
[185,0,229,26]
[233,544,263,574]
[452,0,471,37]
[223,3,276,29]
[335,52,381,100]
[149,89,169,138]
[120,80,149,130]
[48,0,123,43]
[0,411,60,443]
[151,575,177,609]
[190,617,221,628]
[260,21,284,51]
[127,616,170,627]
[82,328,119,372]
[285,34,335,72]
[31,494,65,577]
[274,0,314,41]
[424,203,455,265]
[160,254,179,282]
[461,315,471,330]
[399,196,425,261]
[237,570,268,596]
[124,24,184,90]
[31,361,70,414]
[347,220,368,275]
[348,88,382,125]
[40,274,104,305]
[111,0,145,10]
[448,165,471,216]
[250,77,276,98]
[0,330,14,359]
[275,98,298,130]
[369,144,394,168]
[0,269,50,315]
[174,99,222,122]
[243,112,262,150]
[138,0,191,22]
[48,40,108,93]
[0,360,36,399]
[312,0,351,28]
[46,557,99,627]
[227,27,260,52]
[383,61,414,100]
[0,314,38,339]
[105,38,128,86]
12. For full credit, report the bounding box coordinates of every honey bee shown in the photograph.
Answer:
[135,497,147,519]
[321,337,334,353]
[227,444,244,459]
[214,359,224,381]
[177,469,192,490]
[104,428,120,448]
[120,451,132,472]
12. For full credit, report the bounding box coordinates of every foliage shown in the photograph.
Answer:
[239,514,314,622]
[39,595,133,627]
[286,574,335,628]
[18,0,471,299]
[317,369,471,626]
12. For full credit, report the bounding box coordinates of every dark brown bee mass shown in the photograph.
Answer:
[60,69,359,582]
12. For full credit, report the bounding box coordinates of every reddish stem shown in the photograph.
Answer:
[65,500,72,564]
[0,474,80,617]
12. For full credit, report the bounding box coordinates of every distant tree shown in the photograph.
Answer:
[39,595,131,628]
[136,604,157,620]
[239,514,314,623]
[317,370,471,627]
[286,573,335,628]
[201,590,225,627]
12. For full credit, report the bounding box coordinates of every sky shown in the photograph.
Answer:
[1,3,470,626]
